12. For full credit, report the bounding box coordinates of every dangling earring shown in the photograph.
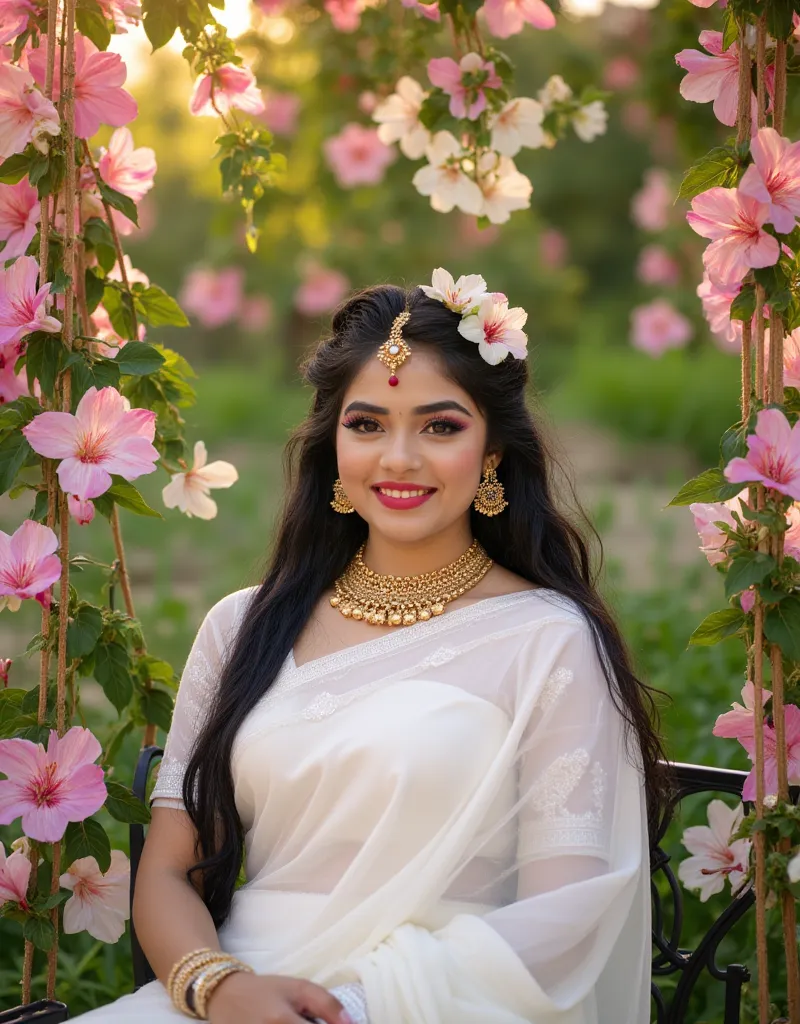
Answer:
[331,477,356,514]
[473,462,508,516]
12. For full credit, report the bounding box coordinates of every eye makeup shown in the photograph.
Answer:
[341,414,468,435]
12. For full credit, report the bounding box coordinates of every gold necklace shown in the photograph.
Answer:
[330,539,494,626]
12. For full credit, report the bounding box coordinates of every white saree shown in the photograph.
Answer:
[69,585,651,1024]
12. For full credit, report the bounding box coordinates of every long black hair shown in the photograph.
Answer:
[182,283,669,928]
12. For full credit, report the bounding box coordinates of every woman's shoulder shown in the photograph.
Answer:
[200,584,260,636]
[474,565,586,628]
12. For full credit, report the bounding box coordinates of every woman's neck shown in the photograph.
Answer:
[361,527,475,577]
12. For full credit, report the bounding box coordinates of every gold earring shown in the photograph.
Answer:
[473,463,508,516]
[331,477,356,514]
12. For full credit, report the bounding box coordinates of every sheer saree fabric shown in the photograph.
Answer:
[71,585,651,1023]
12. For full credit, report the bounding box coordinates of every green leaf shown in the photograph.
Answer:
[94,641,133,713]
[0,432,33,496]
[104,717,134,764]
[720,421,748,464]
[112,340,166,376]
[23,916,56,952]
[722,5,738,50]
[64,817,111,874]
[139,686,174,732]
[668,467,743,506]
[84,267,105,313]
[678,147,740,200]
[96,178,138,226]
[38,890,70,911]
[767,0,794,40]
[689,608,746,646]
[76,0,111,50]
[102,285,137,341]
[66,604,104,660]
[134,284,189,328]
[730,284,756,322]
[724,552,776,598]
[0,152,31,184]
[104,779,151,824]
[142,0,179,49]
[764,596,800,660]
[106,477,162,518]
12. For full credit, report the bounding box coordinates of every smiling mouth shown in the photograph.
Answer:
[373,486,437,498]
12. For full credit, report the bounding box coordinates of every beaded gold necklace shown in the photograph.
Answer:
[330,539,493,626]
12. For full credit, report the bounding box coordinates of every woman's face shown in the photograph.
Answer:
[334,346,494,543]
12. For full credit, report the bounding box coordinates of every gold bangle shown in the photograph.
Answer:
[183,959,242,1015]
[167,947,217,994]
[195,962,252,1019]
[172,950,237,1015]
[171,954,235,1014]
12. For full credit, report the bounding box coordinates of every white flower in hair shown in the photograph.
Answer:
[420,267,488,314]
[458,295,528,364]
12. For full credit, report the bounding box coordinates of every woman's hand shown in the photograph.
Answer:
[206,970,353,1024]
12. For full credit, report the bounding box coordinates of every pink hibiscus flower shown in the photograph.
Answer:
[631,168,672,232]
[738,127,800,235]
[427,53,502,121]
[740,703,800,800]
[179,266,244,330]
[0,339,32,404]
[0,63,60,159]
[713,680,771,742]
[724,407,800,500]
[67,494,95,526]
[0,840,31,909]
[630,299,692,357]
[60,849,130,942]
[678,799,750,901]
[676,31,771,128]
[324,0,367,30]
[0,177,39,261]
[458,295,528,364]
[687,187,780,287]
[697,272,744,347]
[0,519,60,607]
[189,63,264,118]
[400,0,441,21]
[97,126,156,202]
[786,503,800,560]
[294,263,350,317]
[481,0,555,37]
[260,92,301,136]
[323,123,396,188]
[689,493,745,566]
[636,245,681,286]
[0,1,36,47]
[28,33,137,139]
[22,385,158,500]
[0,726,107,842]
[0,255,61,346]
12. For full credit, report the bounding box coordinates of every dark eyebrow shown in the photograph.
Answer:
[343,400,473,417]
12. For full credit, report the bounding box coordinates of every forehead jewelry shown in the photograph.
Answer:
[376,309,411,387]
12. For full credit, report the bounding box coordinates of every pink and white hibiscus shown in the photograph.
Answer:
[697,273,745,347]
[724,407,800,501]
[476,152,533,224]
[179,266,243,330]
[458,295,528,364]
[631,168,672,233]
[676,31,770,128]
[0,178,38,261]
[687,188,780,287]
[0,727,107,843]
[0,840,31,910]
[678,799,751,901]
[420,268,488,313]
[0,255,61,346]
[630,299,692,357]
[400,0,441,20]
[189,63,265,118]
[60,849,130,943]
[0,1,36,46]
[739,127,800,235]
[427,53,501,121]
[323,123,396,188]
[0,519,60,608]
[28,34,137,139]
[713,681,771,743]
[481,0,556,37]
[786,502,800,561]
[0,63,60,159]
[94,0,142,32]
[689,490,748,566]
[162,441,238,520]
[373,77,431,160]
[0,339,32,404]
[488,97,546,157]
[740,704,800,801]
[22,385,158,500]
[68,494,95,526]
[97,126,156,203]
[412,131,484,215]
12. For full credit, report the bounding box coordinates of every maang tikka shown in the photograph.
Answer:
[376,309,411,386]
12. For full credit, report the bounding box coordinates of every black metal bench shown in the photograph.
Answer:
[129,747,754,1023]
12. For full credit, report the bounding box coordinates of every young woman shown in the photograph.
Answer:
[70,272,666,1024]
